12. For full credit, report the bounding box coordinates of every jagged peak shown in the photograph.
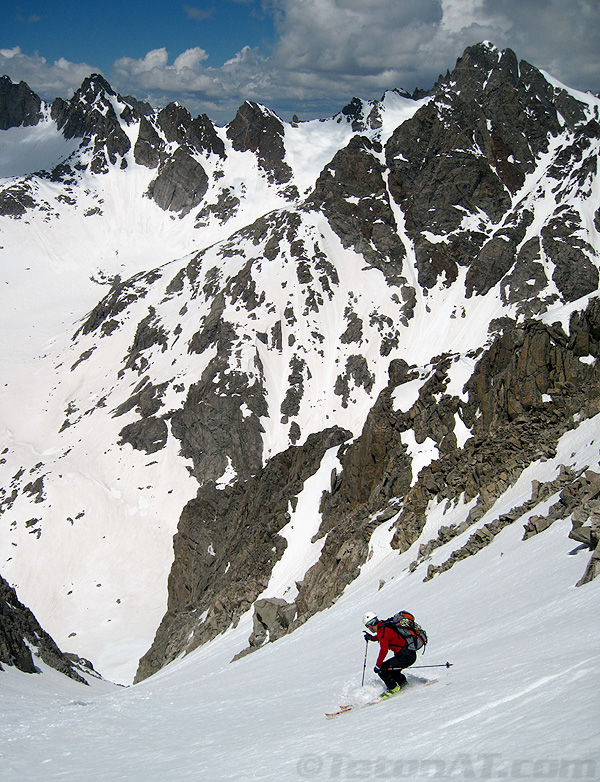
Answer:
[481,40,500,53]
[229,99,283,125]
[156,101,194,143]
[335,88,415,126]
[430,40,590,136]
[58,73,152,127]
[225,99,292,182]
[120,94,154,117]
[335,96,365,127]
[449,42,519,86]
[379,87,414,102]
[0,74,43,130]
[73,72,117,103]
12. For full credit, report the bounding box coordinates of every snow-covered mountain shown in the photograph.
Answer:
[0,39,599,703]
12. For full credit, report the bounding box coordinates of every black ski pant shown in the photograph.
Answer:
[377,648,417,690]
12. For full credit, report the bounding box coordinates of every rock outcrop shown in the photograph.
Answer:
[0,574,90,683]
[280,298,600,626]
[148,147,209,215]
[0,75,42,130]
[307,135,409,290]
[232,597,297,659]
[135,426,350,681]
[226,101,293,186]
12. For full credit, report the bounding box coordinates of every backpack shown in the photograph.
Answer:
[384,610,428,653]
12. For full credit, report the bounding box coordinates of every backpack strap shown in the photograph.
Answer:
[384,617,428,654]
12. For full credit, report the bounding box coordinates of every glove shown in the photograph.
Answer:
[373,666,381,674]
[364,632,374,642]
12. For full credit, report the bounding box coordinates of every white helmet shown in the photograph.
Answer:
[363,611,378,628]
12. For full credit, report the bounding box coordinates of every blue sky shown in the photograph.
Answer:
[1,0,599,124]
[2,1,274,74]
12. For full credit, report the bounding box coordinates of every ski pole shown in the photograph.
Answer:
[411,662,453,669]
[361,638,369,686]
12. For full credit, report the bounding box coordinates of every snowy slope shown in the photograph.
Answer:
[0,91,432,684]
[1,44,599,690]
[0,413,598,781]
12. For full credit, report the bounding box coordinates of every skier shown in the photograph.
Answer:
[363,611,417,697]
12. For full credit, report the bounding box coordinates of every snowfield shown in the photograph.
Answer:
[1,413,599,781]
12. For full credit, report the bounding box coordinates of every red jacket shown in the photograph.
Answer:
[370,621,406,666]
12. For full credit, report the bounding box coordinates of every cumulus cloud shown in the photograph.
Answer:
[0,0,597,124]
[249,0,473,108]
[260,0,599,112]
[108,41,285,118]
[0,47,102,98]
[476,0,600,90]
[272,0,443,76]
[113,47,223,100]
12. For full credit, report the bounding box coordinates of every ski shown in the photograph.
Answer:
[325,699,377,718]
[325,679,438,718]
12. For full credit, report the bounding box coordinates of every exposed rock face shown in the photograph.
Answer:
[148,147,209,214]
[418,465,591,580]
[133,116,163,169]
[0,75,42,130]
[135,426,350,681]
[118,415,168,455]
[0,181,37,216]
[169,357,267,483]
[0,574,89,683]
[51,74,134,173]
[409,465,600,588]
[386,43,597,302]
[307,135,408,288]
[566,471,600,586]
[391,302,600,542]
[233,597,297,659]
[137,103,224,214]
[227,101,293,185]
[464,300,600,433]
[287,298,600,625]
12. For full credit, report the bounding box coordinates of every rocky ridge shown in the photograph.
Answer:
[0,74,42,130]
[284,299,600,625]
[0,573,98,683]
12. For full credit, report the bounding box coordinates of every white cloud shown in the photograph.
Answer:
[174,48,210,71]
[0,47,101,97]
[113,47,222,99]
[114,48,169,77]
[477,0,600,91]
[0,47,21,59]
[271,0,443,77]
[0,0,597,124]
[439,0,508,34]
